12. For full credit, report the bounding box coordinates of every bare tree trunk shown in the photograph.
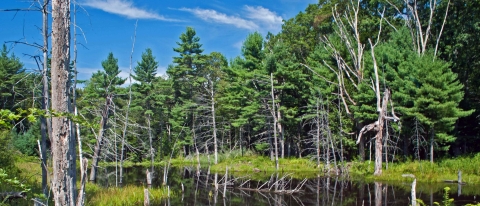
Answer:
[90,95,112,181]
[40,0,50,199]
[430,130,435,163]
[271,73,279,170]
[148,114,154,167]
[316,99,320,167]
[211,83,218,164]
[356,40,399,176]
[120,20,137,184]
[51,0,76,205]
[276,101,284,158]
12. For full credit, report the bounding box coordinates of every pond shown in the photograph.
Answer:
[96,166,480,206]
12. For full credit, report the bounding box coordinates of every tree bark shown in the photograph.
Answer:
[51,0,76,205]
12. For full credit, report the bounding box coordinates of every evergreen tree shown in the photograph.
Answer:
[0,45,26,109]
[132,48,159,163]
[377,29,473,162]
[167,27,205,156]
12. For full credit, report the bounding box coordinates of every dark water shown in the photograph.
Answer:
[96,166,480,206]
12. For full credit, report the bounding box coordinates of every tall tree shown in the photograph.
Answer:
[399,52,472,162]
[167,27,205,156]
[436,0,480,153]
[132,48,158,165]
[50,0,76,204]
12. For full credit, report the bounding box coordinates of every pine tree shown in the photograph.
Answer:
[132,48,159,165]
[0,45,26,109]
[167,27,205,156]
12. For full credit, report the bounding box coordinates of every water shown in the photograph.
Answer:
[96,166,480,205]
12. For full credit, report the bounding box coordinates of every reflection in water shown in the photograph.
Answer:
[96,166,479,206]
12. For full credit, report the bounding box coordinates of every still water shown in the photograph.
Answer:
[97,166,480,205]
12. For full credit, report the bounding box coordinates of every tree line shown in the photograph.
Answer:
[1,0,480,204]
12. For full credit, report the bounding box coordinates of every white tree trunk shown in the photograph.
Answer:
[271,73,279,170]
[51,0,76,205]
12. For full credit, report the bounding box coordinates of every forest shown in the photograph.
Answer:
[1,0,480,205]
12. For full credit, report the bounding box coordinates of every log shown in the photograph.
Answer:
[0,191,27,201]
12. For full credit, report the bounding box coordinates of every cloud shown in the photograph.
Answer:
[178,6,283,32]
[81,0,174,21]
[244,5,283,29]
[178,8,259,30]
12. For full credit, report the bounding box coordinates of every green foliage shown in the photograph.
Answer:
[433,187,454,206]
[12,122,40,156]
[0,131,15,171]
[0,168,30,204]
[0,44,28,110]
[254,143,270,153]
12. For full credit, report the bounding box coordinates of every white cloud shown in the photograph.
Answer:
[178,8,259,30]
[244,5,283,29]
[178,6,283,33]
[81,0,174,21]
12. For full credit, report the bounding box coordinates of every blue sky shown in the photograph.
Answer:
[1,0,316,82]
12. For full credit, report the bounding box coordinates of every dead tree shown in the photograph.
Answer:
[51,0,77,205]
[90,94,113,181]
[40,0,51,199]
[119,20,137,184]
[356,40,400,176]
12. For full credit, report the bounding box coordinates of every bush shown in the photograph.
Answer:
[11,122,40,156]
[0,130,16,170]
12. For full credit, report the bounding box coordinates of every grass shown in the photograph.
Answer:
[349,154,480,184]
[85,184,172,206]
[9,156,173,206]
[10,151,480,205]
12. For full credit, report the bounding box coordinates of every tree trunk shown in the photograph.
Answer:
[120,21,137,184]
[40,0,50,198]
[374,126,384,176]
[211,83,218,164]
[271,73,279,170]
[147,114,154,167]
[276,101,284,158]
[90,95,112,181]
[430,130,435,163]
[51,0,76,205]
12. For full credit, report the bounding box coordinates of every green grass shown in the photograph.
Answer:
[11,156,174,206]
[350,154,480,184]
[85,184,172,206]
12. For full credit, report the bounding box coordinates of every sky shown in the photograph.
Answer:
[0,0,317,83]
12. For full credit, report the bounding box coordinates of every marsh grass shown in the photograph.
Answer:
[85,184,171,206]
[351,154,480,184]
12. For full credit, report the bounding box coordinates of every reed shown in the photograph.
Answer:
[85,184,171,206]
